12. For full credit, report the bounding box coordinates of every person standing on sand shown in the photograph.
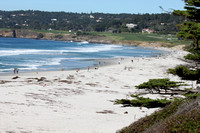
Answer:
[16,68,19,74]
[88,66,90,71]
[76,69,80,72]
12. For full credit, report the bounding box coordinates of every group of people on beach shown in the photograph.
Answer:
[75,58,134,73]
[13,68,19,74]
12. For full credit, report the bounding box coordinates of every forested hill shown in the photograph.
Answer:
[0,10,184,34]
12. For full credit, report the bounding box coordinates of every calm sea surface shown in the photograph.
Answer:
[0,38,165,73]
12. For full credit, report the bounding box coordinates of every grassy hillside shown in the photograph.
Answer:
[119,92,200,133]
[97,32,190,45]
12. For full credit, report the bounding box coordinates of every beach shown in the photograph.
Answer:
[0,47,189,133]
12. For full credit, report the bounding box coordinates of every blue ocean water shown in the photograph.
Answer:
[0,38,165,73]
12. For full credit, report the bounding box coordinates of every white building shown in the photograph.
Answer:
[89,15,94,19]
[51,18,57,21]
[126,23,137,29]
[142,29,154,33]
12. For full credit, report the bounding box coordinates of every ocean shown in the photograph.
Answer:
[0,38,165,73]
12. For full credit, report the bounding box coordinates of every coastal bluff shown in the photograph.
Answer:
[0,29,182,50]
[0,29,113,44]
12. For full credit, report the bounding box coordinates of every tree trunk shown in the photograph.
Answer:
[197,39,199,49]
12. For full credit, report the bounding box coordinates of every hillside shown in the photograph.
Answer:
[0,10,184,34]
[119,92,200,133]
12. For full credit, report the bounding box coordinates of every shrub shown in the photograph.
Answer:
[114,95,171,108]
[185,48,200,61]
[185,53,200,61]
[184,92,200,99]
[168,66,200,80]
[37,33,44,39]
[135,78,184,94]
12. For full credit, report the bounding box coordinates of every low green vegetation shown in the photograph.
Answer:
[162,109,200,133]
[185,48,200,61]
[114,94,171,108]
[33,29,74,34]
[184,92,200,99]
[98,32,190,45]
[168,66,200,80]
[136,78,186,94]
[115,78,186,109]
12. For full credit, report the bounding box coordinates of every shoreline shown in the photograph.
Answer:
[0,53,166,76]
[0,37,169,74]
[0,46,190,133]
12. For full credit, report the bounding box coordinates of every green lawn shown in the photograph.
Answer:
[97,32,190,45]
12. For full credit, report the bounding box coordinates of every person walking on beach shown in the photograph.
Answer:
[16,68,19,74]
[13,68,16,74]
[88,66,90,71]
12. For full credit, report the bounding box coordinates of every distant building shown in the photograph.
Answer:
[19,14,25,16]
[126,23,137,29]
[0,15,2,20]
[51,18,57,21]
[96,19,102,22]
[142,29,154,33]
[160,23,165,26]
[90,15,94,19]
[11,14,16,17]
[22,24,28,26]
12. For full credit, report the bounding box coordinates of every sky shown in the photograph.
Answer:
[0,0,185,14]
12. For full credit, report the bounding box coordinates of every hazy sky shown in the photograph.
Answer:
[1,0,185,14]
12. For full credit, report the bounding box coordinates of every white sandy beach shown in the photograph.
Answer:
[0,47,189,133]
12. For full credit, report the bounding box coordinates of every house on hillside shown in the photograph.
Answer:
[142,29,154,33]
[90,15,94,19]
[126,23,137,29]
[0,15,2,20]
[51,18,57,21]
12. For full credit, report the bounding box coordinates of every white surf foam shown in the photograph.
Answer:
[66,44,122,53]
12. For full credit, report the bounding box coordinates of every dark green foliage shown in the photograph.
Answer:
[115,95,171,108]
[173,0,200,22]
[37,33,44,39]
[184,92,200,99]
[136,78,184,94]
[173,0,200,49]
[0,10,185,33]
[176,22,200,49]
[168,65,200,80]
[54,34,63,39]
[185,53,200,60]
[185,48,200,61]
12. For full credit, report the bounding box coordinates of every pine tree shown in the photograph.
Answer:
[173,0,200,49]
